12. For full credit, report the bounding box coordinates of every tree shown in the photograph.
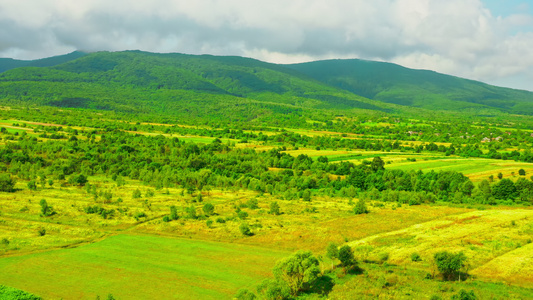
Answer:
[0,174,15,192]
[234,288,257,300]
[269,201,281,215]
[170,205,178,220]
[239,222,253,236]
[202,203,215,216]
[497,172,503,180]
[185,204,197,219]
[451,289,477,300]
[302,189,311,202]
[519,169,526,176]
[353,198,368,215]
[433,251,467,281]
[338,245,356,272]
[492,178,517,200]
[39,199,54,217]
[371,156,385,172]
[272,250,320,296]
[326,242,338,268]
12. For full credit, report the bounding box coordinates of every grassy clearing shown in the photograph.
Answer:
[0,234,288,299]
[347,209,533,287]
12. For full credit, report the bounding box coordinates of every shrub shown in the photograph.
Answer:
[338,245,356,271]
[202,203,215,216]
[353,198,368,215]
[272,250,320,296]
[37,228,46,236]
[234,288,257,300]
[451,289,477,300]
[269,201,281,215]
[239,222,253,236]
[411,252,422,262]
[238,210,248,219]
[434,251,467,281]
[0,174,15,192]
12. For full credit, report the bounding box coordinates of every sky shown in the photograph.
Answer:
[0,0,532,91]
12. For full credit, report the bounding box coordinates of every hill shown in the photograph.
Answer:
[0,51,390,126]
[286,59,533,114]
[1,51,533,124]
[0,51,87,73]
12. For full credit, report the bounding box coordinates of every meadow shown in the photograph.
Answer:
[1,114,533,299]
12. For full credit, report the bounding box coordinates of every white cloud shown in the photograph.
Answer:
[0,0,531,90]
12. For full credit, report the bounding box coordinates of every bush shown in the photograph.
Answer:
[353,199,368,215]
[239,222,253,236]
[234,288,257,300]
[37,228,46,236]
[434,251,467,281]
[202,203,215,216]
[338,245,356,270]
[269,201,281,215]
[238,210,248,219]
[0,174,15,192]
[411,252,422,262]
[451,289,477,300]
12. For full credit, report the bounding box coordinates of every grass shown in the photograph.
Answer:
[0,234,288,299]
[347,208,533,287]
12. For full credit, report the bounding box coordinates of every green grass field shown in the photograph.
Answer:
[0,234,288,299]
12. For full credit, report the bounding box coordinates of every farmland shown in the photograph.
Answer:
[1,50,533,299]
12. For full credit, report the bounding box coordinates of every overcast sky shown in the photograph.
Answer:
[1,0,532,91]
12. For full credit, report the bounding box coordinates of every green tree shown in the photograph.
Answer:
[202,203,215,216]
[269,201,281,215]
[451,289,477,300]
[234,288,257,300]
[326,242,339,268]
[338,245,356,272]
[39,199,54,217]
[0,174,15,192]
[302,189,311,202]
[239,222,253,236]
[519,169,526,176]
[492,178,517,200]
[185,205,197,219]
[371,156,385,172]
[353,198,368,215]
[170,205,179,220]
[272,250,320,296]
[434,251,467,281]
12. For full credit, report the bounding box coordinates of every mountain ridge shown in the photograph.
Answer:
[0,50,532,119]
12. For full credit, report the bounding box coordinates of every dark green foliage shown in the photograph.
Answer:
[132,189,142,199]
[257,279,291,300]
[37,228,46,236]
[411,252,422,262]
[69,174,88,186]
[433,251,467,281]
[0,173,15,192]
[452,289,478,300]
[170,205,179,220]
[202,203,215,216]
[234,288,257,300]
[338,246,356,269]
[353,198,368,215]
[239,222,253,236]
[27,180,37,191]
[492,178,517,200]
[237,210,248,219]
[519,168,526,176]
[185,205,197,219]
[39,199,55,217]
[84,205,114,219]
[269,201,281,215]
[0,285,42,300]
[246,198,259,209]
[272,250,321,296]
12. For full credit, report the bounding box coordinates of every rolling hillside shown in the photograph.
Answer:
[286,59,533,114]
[1,51,533,121]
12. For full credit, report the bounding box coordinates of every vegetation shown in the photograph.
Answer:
[0,51,532,299]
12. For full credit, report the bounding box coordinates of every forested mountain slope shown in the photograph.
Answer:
[1,51,533,122]
[0,51,391,125]
[286,59,533,114]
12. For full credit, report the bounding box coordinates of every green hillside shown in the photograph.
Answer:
[286,59,533,114]
[0,51,86,73]
[0,51,392,126]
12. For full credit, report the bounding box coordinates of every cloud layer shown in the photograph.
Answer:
[0,0,532,90]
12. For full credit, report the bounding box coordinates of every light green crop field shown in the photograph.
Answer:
[0,234,288,299]
[388,157,533,182]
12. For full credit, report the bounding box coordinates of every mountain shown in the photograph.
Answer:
[285,59,533,114]
[1,51,532,124]
[0,51,87,73]
[0,51,390,125]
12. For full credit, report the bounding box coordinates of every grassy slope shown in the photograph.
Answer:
[0,234,288,299]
